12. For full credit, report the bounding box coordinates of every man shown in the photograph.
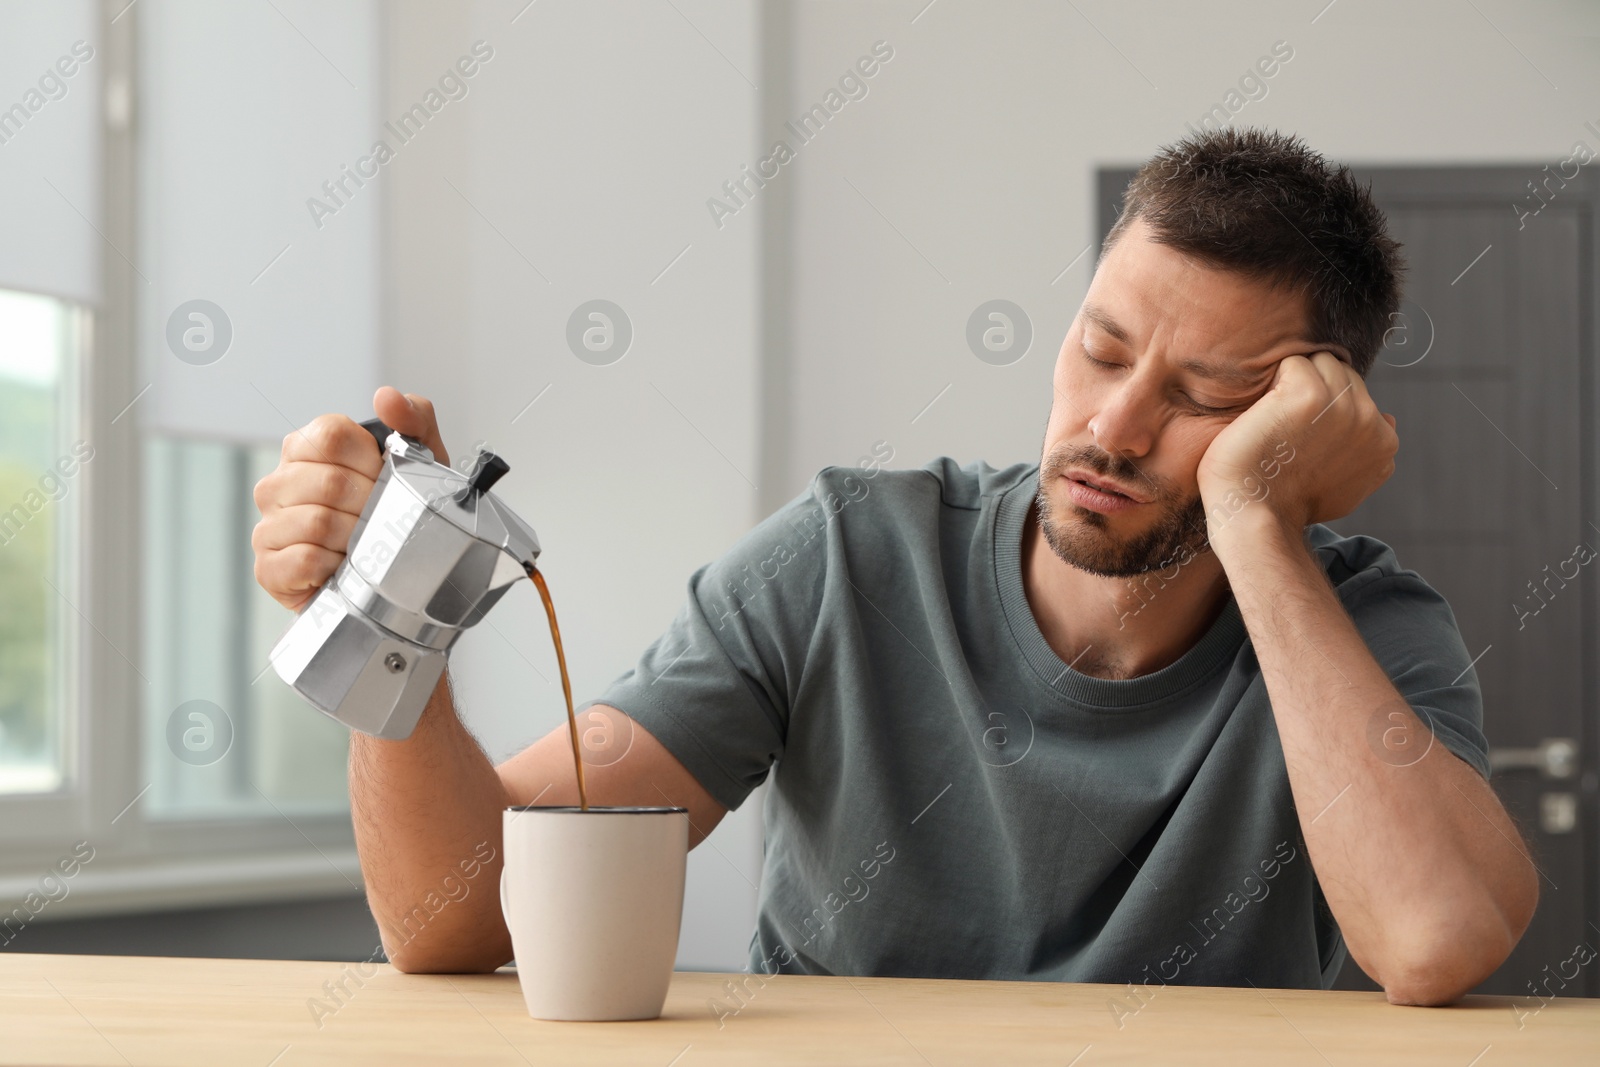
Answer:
[252,128,1535,1006]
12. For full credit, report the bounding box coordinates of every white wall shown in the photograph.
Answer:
[776,0,1600,495]
[381,0,764,970]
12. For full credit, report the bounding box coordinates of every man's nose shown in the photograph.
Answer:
[1087,379,1158,460]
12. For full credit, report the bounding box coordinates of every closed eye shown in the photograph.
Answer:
[1083,349,1247,415]
[1182,394,1241,416]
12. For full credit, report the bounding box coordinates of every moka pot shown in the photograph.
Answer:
[269,418,540,739]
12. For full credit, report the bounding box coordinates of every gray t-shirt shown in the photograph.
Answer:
[592,458,1491,990]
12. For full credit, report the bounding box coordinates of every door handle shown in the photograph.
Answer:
[1487,738,1578,779]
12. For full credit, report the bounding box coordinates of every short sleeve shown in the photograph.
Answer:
[1339,571,1492,780]
[588,478,836,811]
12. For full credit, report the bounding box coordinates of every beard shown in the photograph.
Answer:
[1034,441,1211,578]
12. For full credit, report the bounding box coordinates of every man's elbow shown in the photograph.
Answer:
[1380,891,1534,1006]
[1382,957,1479,1006]
[382,929,508,975]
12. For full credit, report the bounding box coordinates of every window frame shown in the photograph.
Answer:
[0,2,360,917]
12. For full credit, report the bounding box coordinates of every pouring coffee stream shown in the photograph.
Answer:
[271,417,590,809]
[527,563,589,811]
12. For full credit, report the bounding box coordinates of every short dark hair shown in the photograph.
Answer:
[1103,127,1404,377]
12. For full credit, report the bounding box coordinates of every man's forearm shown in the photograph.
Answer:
[349,671,514,972]
[1211,510,1537,1004]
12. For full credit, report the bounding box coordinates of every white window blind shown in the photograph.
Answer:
[137,0,380,443]
[0,0,101,306]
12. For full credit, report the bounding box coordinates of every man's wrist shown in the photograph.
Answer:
[1206,500,1309,571]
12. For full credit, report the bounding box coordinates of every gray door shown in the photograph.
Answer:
[1099,164,1597,997]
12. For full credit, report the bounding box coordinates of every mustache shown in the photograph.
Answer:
[1042,443,1164,497]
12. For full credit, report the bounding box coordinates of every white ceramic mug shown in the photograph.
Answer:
[500,805,688,1021]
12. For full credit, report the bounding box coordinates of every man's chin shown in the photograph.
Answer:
[1048,521,1162,578]
[1035,489,1210,578]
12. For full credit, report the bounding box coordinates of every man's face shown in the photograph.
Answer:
[1037,215,1323,578]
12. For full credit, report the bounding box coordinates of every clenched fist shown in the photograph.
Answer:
[1197,351,1397,538]
[252,386,450,611]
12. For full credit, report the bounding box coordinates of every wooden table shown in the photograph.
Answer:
[1,954,1594,1065]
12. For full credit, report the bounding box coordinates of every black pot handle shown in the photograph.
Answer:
[358,417,396,456]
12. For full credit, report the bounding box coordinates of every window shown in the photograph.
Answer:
[130,0,381,825]
[0,289,84,797]
[141,436,351,819]
[0,2,376,912]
